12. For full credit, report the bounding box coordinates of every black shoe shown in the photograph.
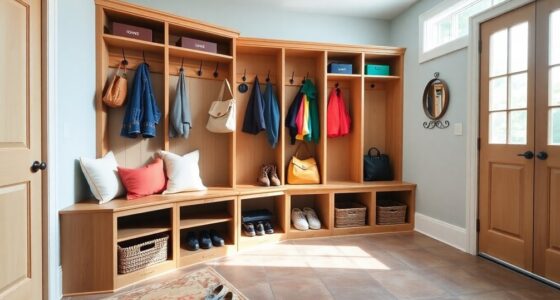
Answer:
[199,230,213,249]
[243,222,255,237]
[185,231,199,251]
[263,221,274,234]
[255,222,265,236]
[210,229,225,247]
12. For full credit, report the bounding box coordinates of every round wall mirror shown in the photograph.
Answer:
[422,74,449,120]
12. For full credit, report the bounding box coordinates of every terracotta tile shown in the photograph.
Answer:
[212,265,267,289]
[457,290,521,300]
[265,266,315,281]
[268,277,333,300]
[238,281,275,300]
[389,247,454,270]
[418,265,503,295]
[329,286,397,300]
[369,269,449,299]
[507,286,560,299]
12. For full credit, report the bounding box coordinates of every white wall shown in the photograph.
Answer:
[49,1,390,298]
[390,0,468,228]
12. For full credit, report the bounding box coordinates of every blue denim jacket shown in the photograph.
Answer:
[121,63,161,138]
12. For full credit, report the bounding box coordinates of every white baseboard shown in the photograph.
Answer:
[414,212,467,252]
[56,266,62,300]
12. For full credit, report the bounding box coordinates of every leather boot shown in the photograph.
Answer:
[268,164,281,186]
[258,165,270,186]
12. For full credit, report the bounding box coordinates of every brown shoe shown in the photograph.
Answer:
[268,164,281,186]
[258,165,270,186]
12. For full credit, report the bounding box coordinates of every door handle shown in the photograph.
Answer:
[31,161,47,173]
[536,151,548,160]
[517,151,534,159]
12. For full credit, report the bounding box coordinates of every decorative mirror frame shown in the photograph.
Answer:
[422,72,450,129]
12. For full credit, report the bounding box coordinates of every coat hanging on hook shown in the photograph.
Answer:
[169,68,192,139]
[242,76,266,134]
[327,86,351,138]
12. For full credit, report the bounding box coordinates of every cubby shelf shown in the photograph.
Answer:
[238,227,285,250]
[327,73,362,80]
[103,34,165,53]
[364,75,400,81]
[179,213,232,229]
[168,45,233,63]
[115,260,176,288]
[117,225,171,242]
[288,226,331,239]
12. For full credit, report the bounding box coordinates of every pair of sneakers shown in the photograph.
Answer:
[205,284,233,300]
[185,229,224,251]
[243,221,274,237]
[292,207,321,231]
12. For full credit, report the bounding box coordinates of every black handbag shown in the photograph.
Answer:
[363,147,393,181]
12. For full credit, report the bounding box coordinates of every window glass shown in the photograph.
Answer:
[509,22,528,73]
[550,10,560,66]
[509,110,527,144]
[490,77,507,111]
[509,73,527,109]
[490,29,508,77]
[490,111,507,144]
[550,108,560,145]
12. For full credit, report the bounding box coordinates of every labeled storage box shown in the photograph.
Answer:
[328,63,353,74]
[176,37,218,53]
[365,64,390,76]
[117,234,169,274]
[376,200,406,225]
[112,22,153,42]
[335,201,367,227]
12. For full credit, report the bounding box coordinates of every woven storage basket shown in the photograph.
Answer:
[117,234,169,274]
[376,200,407,225]
[335,201,367,228]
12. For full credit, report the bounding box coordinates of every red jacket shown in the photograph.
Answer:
[327,88,351,138]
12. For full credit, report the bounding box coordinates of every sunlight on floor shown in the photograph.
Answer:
[209,244,391,270]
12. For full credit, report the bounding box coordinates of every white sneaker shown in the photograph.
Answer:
[291,208,309,231]
[303,207,321,230]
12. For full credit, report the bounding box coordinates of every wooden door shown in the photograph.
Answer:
[479,3,535,270]
[0,0,43,299]
[534,0,560,283]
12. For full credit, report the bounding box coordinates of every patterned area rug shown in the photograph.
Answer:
[105,267,247,300]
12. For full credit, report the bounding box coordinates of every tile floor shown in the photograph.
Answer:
[67,232,560,300]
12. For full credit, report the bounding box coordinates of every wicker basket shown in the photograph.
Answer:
[376,200,407,225]
[117,234,169,274]
[335,201,367,228]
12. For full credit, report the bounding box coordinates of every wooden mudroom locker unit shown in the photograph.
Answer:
[59,0,416,296]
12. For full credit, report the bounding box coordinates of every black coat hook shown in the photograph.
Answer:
[180,58,184,72]
[301,72,309,84]
[335,82,339,88]
[266,70,271,82]
[121,48,128,66]
[290,71,294,84]
[335,82,340,96]
[242,69,247,82]
[197,61,203,76]
[370,83,375,89]
[213,63,219,78]
[142,51,149,67]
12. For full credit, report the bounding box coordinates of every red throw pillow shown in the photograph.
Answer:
[117,158,166,200]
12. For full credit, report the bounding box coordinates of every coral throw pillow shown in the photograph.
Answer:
[117,158,166,200]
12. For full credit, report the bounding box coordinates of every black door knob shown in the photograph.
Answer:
[517,151,534,159]
[536,151,548,160]
[31,161,47,173]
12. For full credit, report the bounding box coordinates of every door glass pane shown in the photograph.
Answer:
[551,66,560,106]
[490,111,507,144]
[509,110,527,144]
[490,29,508,77]
[490,77,507,111]
[551,10,560,66]
[509,73,527,109]
[550,108,560,145]
[509,22,528,73]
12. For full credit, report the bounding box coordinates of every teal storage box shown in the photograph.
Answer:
[365,64,390,76]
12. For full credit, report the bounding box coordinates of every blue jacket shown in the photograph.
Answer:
[121,63,161,138]
[263,81,280,148]
[169,69,191,139]
[241,76,266,134]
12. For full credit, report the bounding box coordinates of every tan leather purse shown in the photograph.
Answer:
[102,63,128,108]
[287,143,320,184]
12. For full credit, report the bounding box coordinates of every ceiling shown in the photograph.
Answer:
[228,0,419,20]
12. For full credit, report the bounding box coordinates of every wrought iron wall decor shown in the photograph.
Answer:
[422,72,450,129]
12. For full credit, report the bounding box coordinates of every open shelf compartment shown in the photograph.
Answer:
[334,191,374,235]
[327,51,363,76]
[178,222,236,266]
[287,193,332,239]
[116,207,172,242]
[238,193,286,250]
[374,190,414,231]
[364,53,402,78]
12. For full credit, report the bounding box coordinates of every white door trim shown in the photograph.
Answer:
[465,0,534,255]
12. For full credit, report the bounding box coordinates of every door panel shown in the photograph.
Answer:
[479,3,535,271]
[0,0,42,299]
[535,0,560,283]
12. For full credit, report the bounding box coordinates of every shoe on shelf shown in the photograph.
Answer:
[303,207,321,230]
[199,230,213,249]
[255,222,265,236]
[205,284,227,300]
[223,291,233,300]
[263,221,274,234]
[210,229,225,247]
[243,222,256,237]
[268,164,281,186]
[291,208,309,231]
[258,165,270,186]
[185,231,199,251]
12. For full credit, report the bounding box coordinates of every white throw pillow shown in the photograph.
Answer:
[158,150,206,194]
[79,151,125,204]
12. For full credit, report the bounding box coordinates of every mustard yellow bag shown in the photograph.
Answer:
[287,143,320,184]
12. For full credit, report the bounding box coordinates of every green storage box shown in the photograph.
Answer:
[365,64,390,76]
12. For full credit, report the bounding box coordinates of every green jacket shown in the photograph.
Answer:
[301,79,320,143]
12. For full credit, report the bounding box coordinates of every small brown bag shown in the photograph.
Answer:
[102,63,128,108]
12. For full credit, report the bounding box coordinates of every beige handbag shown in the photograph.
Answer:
[206,79,236,133]
[102,63,128,108]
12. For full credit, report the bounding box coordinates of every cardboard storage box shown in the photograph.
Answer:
[328,63,353,74]
[176,37,218,53]
[112,22,153,42]
[365,64,390,76]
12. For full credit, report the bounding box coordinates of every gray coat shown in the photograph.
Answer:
[169,70,192,139]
